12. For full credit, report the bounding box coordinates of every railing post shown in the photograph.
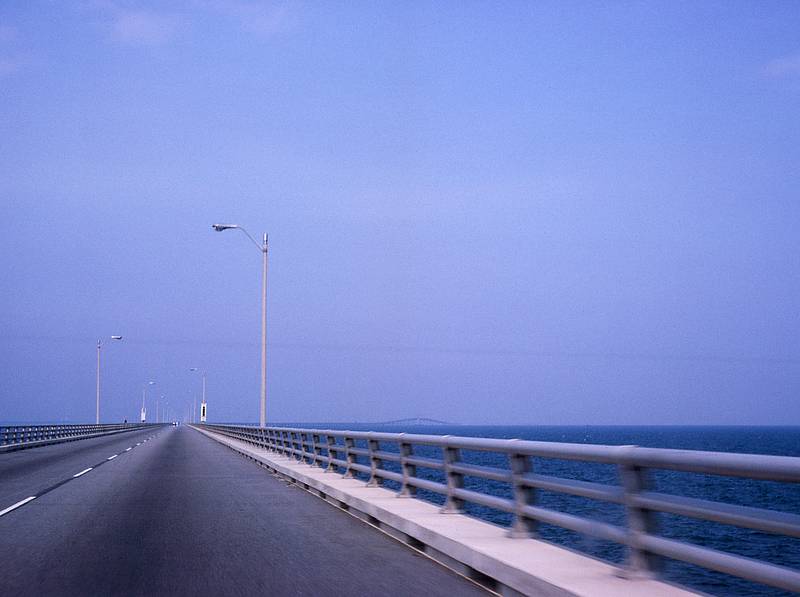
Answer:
[509,451,536,537]
[367,436,382,487]
[298,432,307,463]
[281,430,290,456]
[284,430,292,456]
[343,436,356,479]
[619,446,659,577]
[302,432,310,464]
[312,433,323,467]
[398,438,416,498]
[303,432,312,463]
[441,441,464,513]
[326,434,337,473]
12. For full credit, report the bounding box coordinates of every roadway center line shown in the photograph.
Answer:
[107,454,118,460]
[73,467,93,478]
[0,496,37,517]
[125,447,132,451]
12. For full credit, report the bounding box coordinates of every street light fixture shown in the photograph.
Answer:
[96,336,123,424]
[141,380,155,422]
[212,223,268,428]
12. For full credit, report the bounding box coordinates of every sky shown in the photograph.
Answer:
[1,1,798,425]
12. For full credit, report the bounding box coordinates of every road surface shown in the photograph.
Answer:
[0,425,486,596]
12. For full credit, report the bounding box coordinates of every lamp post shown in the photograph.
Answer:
[212,223,268,428]
[189,368,206,424]
[96,336,123,424]
[141,381,155,423]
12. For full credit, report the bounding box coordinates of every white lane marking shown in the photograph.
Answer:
[125,447,132,451]
[107,454,118,460]
[73,467,93,478]
[0,496,37,517]
[136,443,141,446]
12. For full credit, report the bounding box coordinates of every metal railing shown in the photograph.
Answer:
[0,423,152,450]
[201,423,800,593]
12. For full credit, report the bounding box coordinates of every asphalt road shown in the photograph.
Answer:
[0,425,486,596]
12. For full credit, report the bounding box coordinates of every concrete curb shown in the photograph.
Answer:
[193,425,696,597]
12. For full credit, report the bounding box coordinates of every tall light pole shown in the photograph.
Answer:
[212,223,268,428]
[96,336,123,424]
[141,381,155,422]
[189,368,206,424]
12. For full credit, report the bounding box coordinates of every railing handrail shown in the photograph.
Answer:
[208,425,800,480]
[200,423,800,594]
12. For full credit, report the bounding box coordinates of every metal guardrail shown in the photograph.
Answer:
[201,424,800,593]
[0,423,153,450]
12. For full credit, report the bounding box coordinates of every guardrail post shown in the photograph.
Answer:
[326,434,337,473]
[279,430,287,456]
[298,432,307,463]
[281,430,290,456]
[442,443,464,513]
[509,451,536,537]
[367,437,382,487]
[398,439,416,498]
[263,428,271,451]
[292,431,301,461]
[269,428,278,452]
[312,434,323,467]
[619,447,659,577]
[343,436,356,479]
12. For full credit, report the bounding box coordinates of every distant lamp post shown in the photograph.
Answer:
[212,223,268,427]
[141,381,155,423]
[189,368,207,424]
[96,336,123,424]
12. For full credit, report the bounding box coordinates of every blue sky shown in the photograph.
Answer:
[1,1,799,424]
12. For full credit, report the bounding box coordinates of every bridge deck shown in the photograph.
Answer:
[0,426,486,596]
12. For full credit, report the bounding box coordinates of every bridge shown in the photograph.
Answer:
[374,417,454,425]
[1,423,798,596]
